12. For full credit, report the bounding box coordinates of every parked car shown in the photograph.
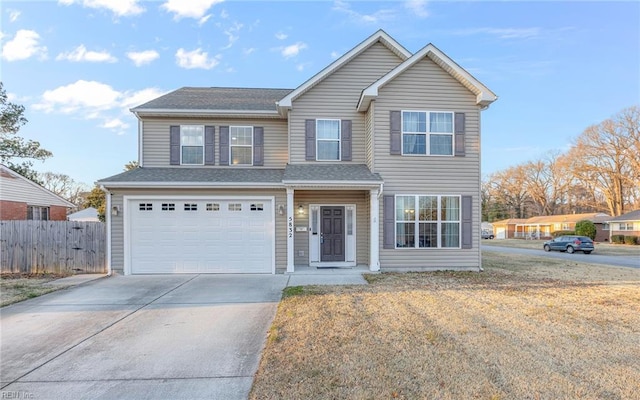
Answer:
[481,230,494,239]
[543,236,594,254]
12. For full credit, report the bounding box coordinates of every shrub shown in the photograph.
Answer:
[552,230,575,238]
[575,220,597,240]
[624,235,638,245]
[611,235,625,244]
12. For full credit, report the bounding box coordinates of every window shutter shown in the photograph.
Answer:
[253,127,264,166]
[205,126,215,165]
[305,119,316,161]
[461,195,472,249]
[454,112,466,157]
[219,126,229,166]
[170,125,180,165]
[383,195,395,249]
[390,111,401,155]
[341,120,352,161]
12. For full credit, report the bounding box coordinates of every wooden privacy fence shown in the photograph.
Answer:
[0,220,107,274]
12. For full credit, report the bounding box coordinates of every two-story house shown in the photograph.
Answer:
[98,30,497,275]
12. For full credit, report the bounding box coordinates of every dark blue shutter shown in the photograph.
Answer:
[219,126,229,166]
[390,111,401,155]
[253,127,264,166]
[305,119,316,161]
[170,126,180,165]
[205,126,215,165]
[383,195,395,249]
[454,113,466,157]
[461,195,472,249]
[341,120,352,161]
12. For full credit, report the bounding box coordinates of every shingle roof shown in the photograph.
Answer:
[608,209,640,222]
[283,164,382,182]
[98,167,285,185]
[132,87,294,112]
[524,213,610,224]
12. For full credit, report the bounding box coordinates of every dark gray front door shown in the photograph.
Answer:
[321,206,345,262]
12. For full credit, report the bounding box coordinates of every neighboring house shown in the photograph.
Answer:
[0,164,75,220]
[491,219,527,239]
[513,213,611,242]
[607,210,640,240]
[67,207,100,222]
[98,30,498,275]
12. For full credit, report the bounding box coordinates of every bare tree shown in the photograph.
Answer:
[488,165,532,218]
[39,172,88,207]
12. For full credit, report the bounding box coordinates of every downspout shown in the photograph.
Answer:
[99,185,112,276]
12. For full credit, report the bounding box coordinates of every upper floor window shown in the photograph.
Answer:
[230,126,253,165]
[316,119,341,161]
[27,205,49,220]
[181,125,204,165]
[402,111,454,156]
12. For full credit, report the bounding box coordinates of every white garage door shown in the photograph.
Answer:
[496,227,506,239]
[127,198,273,274]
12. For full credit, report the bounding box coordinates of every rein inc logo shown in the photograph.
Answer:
[1,392,34,399]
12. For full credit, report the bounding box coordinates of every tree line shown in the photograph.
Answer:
[483,106,640,221]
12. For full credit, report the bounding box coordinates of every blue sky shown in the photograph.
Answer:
[1,0,638,188]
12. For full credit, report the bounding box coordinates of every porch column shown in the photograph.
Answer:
[286,187,294,273]
[369,188,380,271]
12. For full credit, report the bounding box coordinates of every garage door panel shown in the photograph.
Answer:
[129,199,273,274]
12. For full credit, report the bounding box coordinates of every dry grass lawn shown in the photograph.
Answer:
[251,252,640,400]
[0,273,70,307]
[483,238,640,256]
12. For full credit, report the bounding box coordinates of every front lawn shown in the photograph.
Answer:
[0,273,71,307]
[251,252,640,399]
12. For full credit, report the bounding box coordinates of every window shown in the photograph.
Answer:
[620,223,633,231]
[27,205,49,220]
[206,203,220,211]
[230,126,253,165]
[139,203,153,211]
[184,203,197,211]
[603,223,609,231]
[316,119,341,161]
[402,111,454,156]
[228,203,242,211]
[161,203,175,211]
[395,195,460,248]
[181,125,204,165]
[250,203,264,211]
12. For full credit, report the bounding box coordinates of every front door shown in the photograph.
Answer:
[320,206,345,262]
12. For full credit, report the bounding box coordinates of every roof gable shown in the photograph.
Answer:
[277,29,411,115]
[0,164,75,207]
[357,43,497,111]
[608,209,640,222]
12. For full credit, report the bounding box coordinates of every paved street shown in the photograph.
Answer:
[483,245,640,269]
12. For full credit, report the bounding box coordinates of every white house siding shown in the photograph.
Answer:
[292,190,370,266]
[141,117,288,168]
[289,42,403,164]
[0,171,72,207]
[108,188,287,274]
[372,56,483,269]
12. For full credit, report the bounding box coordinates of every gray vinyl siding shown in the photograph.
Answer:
[141,117,288,168]
[292,190,370,266]
[108,188,287,274]
[289,42,403,164]
[373,56,482,269]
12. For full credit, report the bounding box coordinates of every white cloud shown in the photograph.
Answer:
[404,0,428,18]
[243,47,256,55]
[198,14,212,25]
[126,49,160,66]
[56,45,117,63]
[8,9,21,22]
[330,51,339,59]
[175,48,220,69]
[296,62,311,71]
[58,0,145,17]
[332,0,395,24]
[33,80,166,134]
[451,27,542,39]
[1,29,47,61]
[275,32,287,40]
[220,22,242,49]
[161,0,224,20]
[281,42,307,59]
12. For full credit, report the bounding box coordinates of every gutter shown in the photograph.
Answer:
[99,185,112,277]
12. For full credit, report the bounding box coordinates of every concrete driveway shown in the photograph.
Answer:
[1,274,289,400]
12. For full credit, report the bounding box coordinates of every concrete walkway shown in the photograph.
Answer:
[1,270,368,399]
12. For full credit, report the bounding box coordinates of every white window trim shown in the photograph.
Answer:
[180,125,205,166]
[316,119,341,161]
[229,126,254,166]
[401,110,455,157]
[394,194,461,249]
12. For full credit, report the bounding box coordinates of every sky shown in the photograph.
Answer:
[1,0,639,189]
